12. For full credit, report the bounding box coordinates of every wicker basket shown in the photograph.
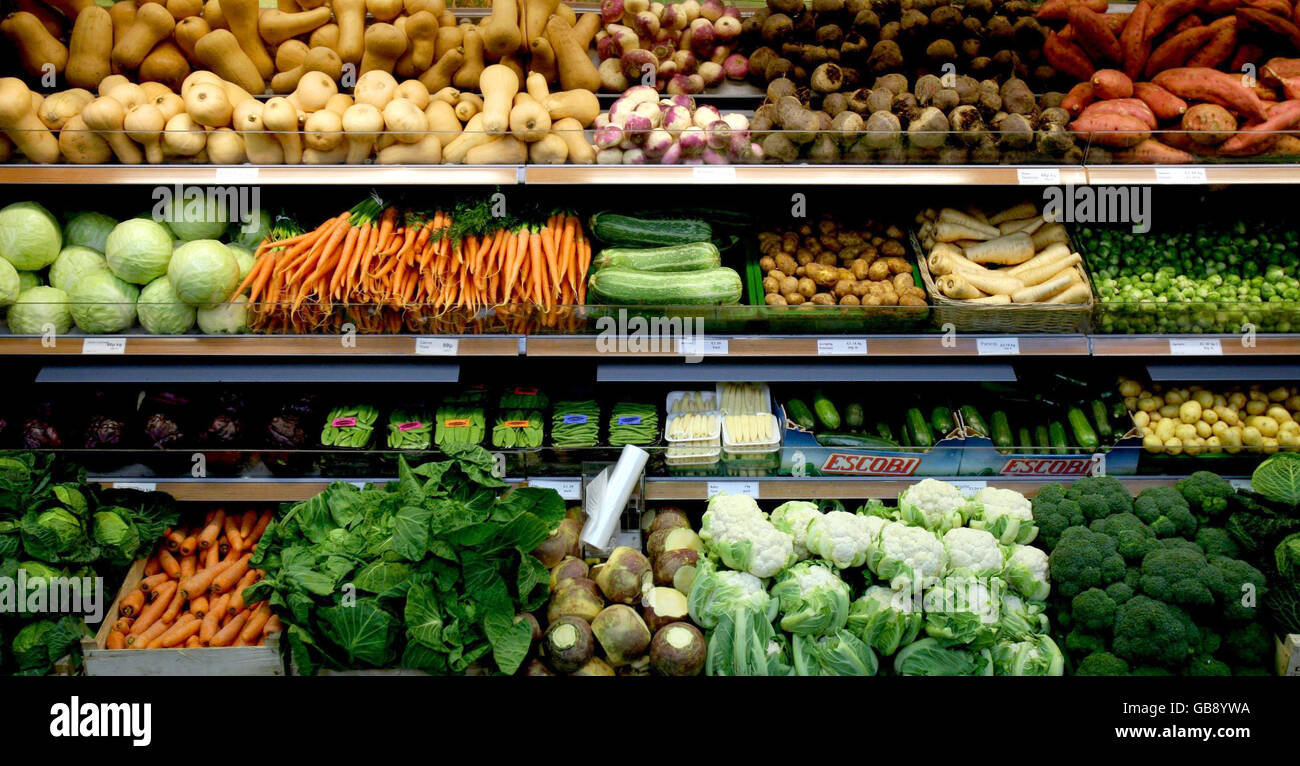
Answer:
[912,229,1095,334]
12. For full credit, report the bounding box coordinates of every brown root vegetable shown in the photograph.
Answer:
[873,73,909,95]
[650,623,706,676]
[1036,122,1076,154]
[908,106,949,149]
[861,110,902,149]
[544,616,595,673]
[762,13,794,46]
[525,658,557,675]
[867,40,904,73]
[762,132,799,162]
[777,96,819,143]
[547,577,605,623]
[570,657,615,676]
[550,556,589,589]
[590,546,652,604]
[994,112,1034,148]
[809,133,840,162]
[1181,103,1236,145]
[999,77,1036,115]
[641,586,689,633]
[915,74,943,106]
[591,604,652,667]
[925,39,957,63]
[654,547,700,587]
[810,62,843,93]
[531,517,580,568]
[949,104,987,145]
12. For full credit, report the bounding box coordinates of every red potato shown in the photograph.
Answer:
[1219,99,1300,155]
[1145,25,1219,78]
[1082,98,1158,128]
[1122,1,1154,80]
[1144,0,1199,41]
[1117,138,1196,163]
[1153,67,1269,120]
[1070,5,1124,64]
[1045,30,1096,81]
[1133,81,1189,118]
[1062,81,1096,114]
[1092,69,1134,99]
[1181,103,1238,144]
[1187,18,1238,69]
[1069,113,1151,146]
[1037,0,1109,21]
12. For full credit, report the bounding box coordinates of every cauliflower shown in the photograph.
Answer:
[923,576,1001,649]
[771,561,852,635]
[867,521,947,590]
[971,487,1038,545]
[1004,544,1051,602]
[806,511,877,569]
[687,558,777,630]
[770,501,822,561]
[700,495,795,579]
[897,479,968,533]
[942,527,1004,576]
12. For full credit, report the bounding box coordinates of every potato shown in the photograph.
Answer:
[797,277,816,297]
[774,253,798,274]
[850,259,870,280]
[833,279,854,297]
[763,276,780,294]
[765,293,788,306]
[780,276,799,294]
[759,256,776,272]
[784,291,805,305]
[867,260,890,281]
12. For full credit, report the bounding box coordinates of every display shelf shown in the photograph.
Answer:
[0,165,522,185]
[594,360,1017,382]
[0,334,522,356]
[527,334,1092,357]
[1084,164,1300,185]
[1090,334,1300,356]
[524,164,1090,185]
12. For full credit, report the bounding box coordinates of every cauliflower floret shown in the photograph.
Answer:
[942,527,1005,575]
[701,497,795,579]
[806,511,876,569]
[975,487,1032,519]
[770,501,822,560]
[1004,544,1051,601]
[869,521,947,589]
[897,479,968,532]
[862,514,887,540]
[971,487,1038,545]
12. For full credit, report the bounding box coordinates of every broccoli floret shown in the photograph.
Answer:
[1198,627,1221,656]
[1035,483,1068,503]
[1194,527,1241,559]
[1138,547,1222,608]
[1075,651,1130,676]
[1133,486,1198,539]
[1072,588,1118,631]
[1113,596,1199,668]
[1066,476,1134,521]
[1156,537,1203,554]
[1065,628,1108,656]
[1222,622,1271,666]
[1090,512,1158,563]
[1186,655,1232,676]
[1208,556,1268,622]
[1049,526,1127,598]
[1177,471,1234,523]
[1105,580,1135,605]
[1032,492,1085,550]
[1131,666,1177,676]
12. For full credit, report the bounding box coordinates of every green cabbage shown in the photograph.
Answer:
[36,508,83,553]
[7,286,71,335]
[0,257,19,305]
[93,509,142,563]
[229,208,271,250]
[137,276,196,334]
[17,271,42,291]
[62,211,118,253]
[0,201,62,270]
[68,270,139,333]
[196,295,249,334]
[227,243,257,283]
[1253,453,1300,507]
[12,620,55,671]
[168,239,239,306]
[49,245,109,293]
[162,190,230,240]
[106,218,173,284]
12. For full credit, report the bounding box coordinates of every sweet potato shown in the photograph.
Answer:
[1037,0,1109,21]
[1069,5,1123,64]
[1045,30,1096,81]
[1133,81,1189,118]
[1235,9,1300,49]
[1163,129,1221,156]
[1144,0,1198,41]
[1261,57,1300,86]
[1181,103,1237,144]
[1242,0,1292,18]
[1284,77,1300,100]
[1091,69,1133,99]
[1121,1,1153,81]
[1117,138,1195,163]
[1081,98,1158,129]
[1103,14,1128,35]
[1265,134,1300,155]
[1153,67,1269,120]
[1062,81,1095,114]
[1219,98,1300,154]
[1169,13,1205,35]
[1230,43,1264,74]
[1069,112,1151,146]
[1145,25,1218,78]
[1203,0,1243,14]
[1186,18,1237,69]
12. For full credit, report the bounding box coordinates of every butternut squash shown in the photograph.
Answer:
[430,86,459,105]
[111,4,173,71]
[274,39,311,74]
[395,79,430,109]
[139,81,172,102]
[288,70,337,112]
[544,88,599,126]
[106,82,148,109]
[195,29,265,95]
[324,92,353,116]
[404,0,445,14]
[0,133,12,164]
[376,132,440,164]
[528,131,567,164]
[139,41,191,92]
[261,96,302,163]
[38,88,93,130]
[479,64,518,133]
[524,0,559,44]
[466,134,526,164]
[271,46,342,93]
[406,10,438,72]
[366,0,403,21]
[222,80,254,109]
[183,80,231,127]
[441,112,488,163]
[42,0,95,21]
[333,0,366,66]
[361,23,407,75]
[1,12,69,78]
[123,103,166,163]
[546,16,599,92]
[509,92,550,142]
[82,94,144,163]
[296,0,330,8]
[552,116,593,163]
[98,74,130,97]
[524,71,548,103]
[309,23,339,53]
[527,37,558,83]
[499,52,526,85]
[259,7,331,45]
[205,127,246,164]
[556,3,577,26]
[454,90,481,121]
[302,145,348,164]
[303,108,343,151]
[109,2,137,50]
[434,25,463,63]
[424,98,459,138]
[152,91,184,121]
[163,112,206,156]
[438,9,456,27]
[166,0,202,19]
[417,47,463,93]
[202,0,226,29]
[483,0,521,57]
[14,0,64,38]
[341,103,381,163]
[453,28,486,91]
[382,97,427,142]
[53,113,107,164]
[572,11,600,48]
[66,7,113,90]
[173,16,209,65]
[353,69,398,108]
[218,0,273,80]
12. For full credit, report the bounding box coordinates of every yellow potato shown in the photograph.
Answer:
[1213,394,1227,408]
[1164,437,1183,455]
[1155,418,1177,441]
[1179,400,1202,423]
[1124,396,1139,412]
[1132,411,1150,429]
[1229,392,1247,409]
[1159,404,1181,419]
[1192,390,1214,408]
[1254,416,1280,438]
[1174,423,1198,442]
[1268,386,1289,402]
[1200,408,1218,425]
[1246,399,1267,416]
[1267,405,1292,423]
[1194,421,1212,439]
[1138,397,1159,413]
[1119,379,1142,397]
[1243,426,1263,447]
[1211,420,1229,437]
[1280,431,1300,449]
[1262,436,1279,455]
[1165,390,1186,405]
[1205,435,1222,452]
[1142,433,1164,453]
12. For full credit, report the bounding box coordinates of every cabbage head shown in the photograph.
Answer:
[137,276,196,334]
[18,561,63,582]
[0,201,61,270]
[63,211,118,253]
[12,620,55,671]
[1252,452,1300,507]
[197,295,249,334]
[49,245,109,293]
[68,271,139,333]
[36,508,84,553]
[162,189,231,240]
[168,239,239,307]
[17,271,42,291]
[228,208,271,250]
[7,286,71,335]
[106,218,173,284]
[0,257,18,305]
[227,243,257,283]
[93,509,141,564]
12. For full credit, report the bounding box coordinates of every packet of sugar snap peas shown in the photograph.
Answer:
[386,409,432,450]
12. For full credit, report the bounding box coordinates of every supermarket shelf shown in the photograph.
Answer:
[0,165,522,185]
[36,360,461,383]
[595,360,1016,382]
[524,164,1090,185]
[1146,362,1300,381]
[0,334,522,356]
[1084,164,1300,185]
[1091,334,1300,356]
[527,334,1091,357]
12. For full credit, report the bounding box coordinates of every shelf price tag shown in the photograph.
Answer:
[1229,479,1252,491]
[676,337,729,356]
[347,481,368,490]
[1168,338,1222,356]
[82,338,126,355]
[112,482,157,492]
[816,338,868,356]
[529,478,582,501]
[414,337,459,356]
[706,480,759,499]
[1154,167,1207,184]
[1016,168,1061,185]
[976,337,1020,355]
[950,480,987,495]
[214,167,259,182]
[692,166,736,183]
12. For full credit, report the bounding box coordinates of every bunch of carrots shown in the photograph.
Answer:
[105,509,280,651]
[232,196,591,335]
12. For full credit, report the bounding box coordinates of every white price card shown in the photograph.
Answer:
[1154,167,1207,184]
[414,337,459,355]
[950,480,988,496]
[82,338,126,355]
[706,480,760,499]
[529,478,582,501]
[676,337,729,356]
[1016,168,1061,185]
[816,338,868,355]
[214,167,259,182]
[976,337,1020,355]
[1229,479,1252,491]
[1169,338,1222,356]
[692,165,736,183]
[112,482,157,492]
[348,481,368,490]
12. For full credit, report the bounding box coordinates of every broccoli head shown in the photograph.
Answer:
[1064,628,1108,656]
[1131,666,1177,676]
[1112,596,1199,668]
[1138,547,1223,608]
[1105,580,1135,605]
[1177,471,1235,523]
[1156,537,1203,554]
[1221,622,1271,666]
[1049,526,1127,598]
[1066,476,1134,521]
[1075,651,1130,676]
[1207,556,1267,622]
[1032,492,1086,550]
[1072,588,1118,631]
[1185,655,1231,676]
[1194,527,1241,560]
[1133,486,1198,539]
[1090,512,1158,563]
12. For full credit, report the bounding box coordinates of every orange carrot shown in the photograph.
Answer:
[185,635,202,648]
[204,542,220,570]
[189,594,209,618]
[264,614,283,636]
[198,509,225,550]
[128,615,170,647]
[158,549,181,579]
[158,615,202,647]
[239,510,257,540]
[227,569,261,614]
[179,534,197,556]
[143,555,162,576]
[246,511,273,545]
[180,554,197,580]
[107,630,127,650]
[160,577,188,624]
[224,514,244,554]
[211,553,252,594]
[201,593,231,644]
[120,589,145,618]
[240,604,273,643]
[139,572,169,593]
[179,558,234,599]
[210,611,248,647]
[166,529,185,551]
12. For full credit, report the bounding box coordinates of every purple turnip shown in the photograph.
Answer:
[571,657,615,676]
[659,140,683,164]
[544,616,595,673]
[531,517,581,568]
[705,119,731,150]
[722,53,748,80]
[662,104,692,134]
[550,556,589,589]
[678,125,706,154]
[689,17,715,55]
[597,32,622,60]
[591,604,652,667]
[594,124,623,149]
[701,146,728,164]
[692,104,721,129]
[699,61,724,87]
[620,48,659,81]
[642,129,674,160]
[623,148,647,164]
[714,14,741,43]
[641,587,690,632]
[699,0,724,22]
[601,0,624,24]
[653,547,700,587]
[596,147,625,164]
[671,49,697,75]
[662,3,687,31]
[650,623,706,676]
[633,10,660,38]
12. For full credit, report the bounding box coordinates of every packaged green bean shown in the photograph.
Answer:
[499,385,549,410]
[435,405,485,449]
[551,400,600,447]
[609,403,658,447]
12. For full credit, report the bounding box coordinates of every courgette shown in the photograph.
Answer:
[588,213,713,247]
[875,421,895,442]
[812,390,841,430]
[588,267,742,306]
[816,432,900,448]
[786,399,816,431]
[1089,399,1113,440]
[845,402,865,430]
[905,408,933,449]
[960,405,989,436]
[990,410,1014,452]
[1068,407,1100,451]
[1048,421,1070,454]
[1033,425,1051,453]
[591,242,722,273]
[930,406,956,435]
[1017,427,1032,451]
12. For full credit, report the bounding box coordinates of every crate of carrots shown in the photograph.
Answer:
[82,509,285,676]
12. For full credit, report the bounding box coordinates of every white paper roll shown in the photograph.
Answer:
[580,445,648,550]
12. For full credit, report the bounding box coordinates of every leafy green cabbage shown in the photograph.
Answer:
[62,211,118,253]
[168,239,239,307]
[0,202,62,270]
[229,208,271,250]
[196,295,249,334]
[105,218,173,284]
[17,271,42,291]
[49,246,109,293]
[7,286,71,335]
[0,257,19,305]
[137,276,196,334]
[162,190,230,241]
[227,244,257,284]
[68,271,139,333]
[1252,453,1300,507]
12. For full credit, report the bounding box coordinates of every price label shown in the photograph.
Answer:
[976,337,1020,355]
[414,337,458,356]
[816,338,868,356]
[676,337,729,356]
[1154,167,1207,184]
[529,478,582,501]
[616,416,642,426]
[692,165,736,183]
[348,481,368,490]
[112,482,156,492]
[706,480,760,499]
[950,480,987,495]
[1229,479,1252,491]
[82,338,126,355]
[397,421,424,431]
[562,414,588,425]
[1169,338,1222,356]
[1016,168,1061,185]
[214,167,259,182]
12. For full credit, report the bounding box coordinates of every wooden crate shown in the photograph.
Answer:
[1276,634,1300,677]
[81,559,285,676]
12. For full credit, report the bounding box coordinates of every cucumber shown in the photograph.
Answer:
[786,399,816,430]
[1068,407,1100,451]
[845,402,865,430]
[812,390,841,430]
[1016,426,1032,451]
[588,267,742,306]
[1089,399,1113,440]
[930,406,956,435]
[816,433,900,448]
[875,421,895,441]
[588,213,712,247]
[1049,421,1070,454]
[1033,425,1051,453]
[961,405,989,436]
[591,242,721,273]
[990,410,1014,452]
[905,408,933,448]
